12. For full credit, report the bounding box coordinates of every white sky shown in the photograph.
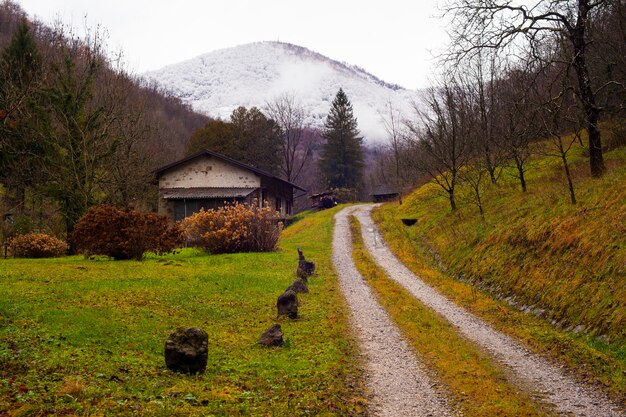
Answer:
[15,0,449,90]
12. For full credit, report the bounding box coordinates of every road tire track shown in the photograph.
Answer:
[353,204,624,417]
[333,207,454,417]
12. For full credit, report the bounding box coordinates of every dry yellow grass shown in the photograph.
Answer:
[372,144,626,403]
[349,216,551,416]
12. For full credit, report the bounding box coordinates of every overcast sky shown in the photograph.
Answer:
[15,0,449,90]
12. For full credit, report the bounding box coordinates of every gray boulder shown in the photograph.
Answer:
[277,289,298,319]
[164,327,208,374]
[296,248,315,281]
[287,278,309,294]
[258,324,284,347]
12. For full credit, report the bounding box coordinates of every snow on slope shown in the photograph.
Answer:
[143,41,418,142]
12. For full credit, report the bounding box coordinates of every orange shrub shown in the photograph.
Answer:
[72,205,183,260]
[180,201,282,254]
[9,232,68,258]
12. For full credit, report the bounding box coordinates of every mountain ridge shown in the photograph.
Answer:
[143,41,418,141]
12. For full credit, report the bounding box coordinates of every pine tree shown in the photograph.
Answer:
[319,88,363,190]
[0,20,42,213]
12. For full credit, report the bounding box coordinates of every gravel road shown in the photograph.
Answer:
[352,204,624,417]
[333,207,454,417]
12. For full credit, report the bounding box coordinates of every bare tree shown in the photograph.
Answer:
[265,93,313,184]
[533,62,582,204]
[493,66,540,193]
[380,100,407,188]
[443,0,615,177]
[457,50,506,184]
[460,160,490,219]
[407,78,474,211]
[99,68,162,208]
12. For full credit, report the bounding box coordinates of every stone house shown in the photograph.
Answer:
[155,149,305,222]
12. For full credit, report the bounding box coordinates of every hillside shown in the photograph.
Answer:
[372,141,626,399]
[143,41,418,142]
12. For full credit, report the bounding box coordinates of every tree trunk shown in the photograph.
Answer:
[572,1,605,177]
[562,153,577,205]
[448,189,457,211]
[485,150,497,184]
[515,156,527,192]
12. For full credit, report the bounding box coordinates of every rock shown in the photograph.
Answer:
[286,278,309,294]
[164,327,208,374]
[277,289,298,319]
[296,248,315,281]
[258,324,283,347]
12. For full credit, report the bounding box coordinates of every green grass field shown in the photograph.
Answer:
[0,207,367,416]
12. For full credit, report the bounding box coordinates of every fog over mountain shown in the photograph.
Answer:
[143,41,419,142]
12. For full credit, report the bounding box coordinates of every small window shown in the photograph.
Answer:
[275,197,282,212]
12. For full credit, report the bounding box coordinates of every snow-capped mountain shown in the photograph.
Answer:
[143,41,418,142]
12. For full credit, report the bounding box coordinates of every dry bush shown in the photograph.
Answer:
[180,201,282,254]
[72,205,183,260]
[9,233,69,258]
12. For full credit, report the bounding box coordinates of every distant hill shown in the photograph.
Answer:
[143,41,419,142]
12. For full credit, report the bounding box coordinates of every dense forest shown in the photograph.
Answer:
[0,1,208,240]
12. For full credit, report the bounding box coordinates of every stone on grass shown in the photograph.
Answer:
[296,248,315,281]
[164,327,208,374]
[286,278,309,294]
[277,289,298,319]
[258,324,284,347]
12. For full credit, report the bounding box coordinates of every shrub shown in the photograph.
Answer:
[331,188,359,204]
[180,201,282,254]
[72,205,183,260]
[9,232,68,258]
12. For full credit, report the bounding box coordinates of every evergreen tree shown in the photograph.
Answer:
[319,88,363,190]
[230,106,281,174]
[0,20,42,213]
[186,107,281,175]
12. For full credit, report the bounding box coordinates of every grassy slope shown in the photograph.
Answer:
[373,144,625,402]
[0,206,367,416]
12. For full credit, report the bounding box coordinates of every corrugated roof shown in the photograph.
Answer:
[160,187,257,200]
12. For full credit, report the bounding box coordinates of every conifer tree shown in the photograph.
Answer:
[319,88,363,190]
[186,107,281,175]
[0,20,42,213]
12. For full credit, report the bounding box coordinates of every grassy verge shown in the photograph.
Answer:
[0,206,367,416]
[372,146,626,402]
[348,215,550,416]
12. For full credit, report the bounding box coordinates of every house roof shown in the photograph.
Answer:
[161,187,257,200]
[309,191,335,199]
[154,149,306,192]
[371,185,400,196]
